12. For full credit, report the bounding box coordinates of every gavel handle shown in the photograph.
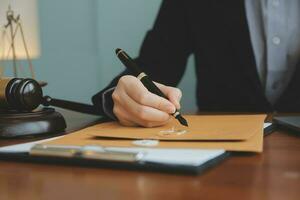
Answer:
[43,96,99,115]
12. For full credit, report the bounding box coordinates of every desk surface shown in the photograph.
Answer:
[0,109,299,200]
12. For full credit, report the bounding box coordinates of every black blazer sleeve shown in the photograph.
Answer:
[92,0,193,117]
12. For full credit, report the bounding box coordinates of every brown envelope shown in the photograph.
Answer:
[44,129,263,152]
[43,114,266,152]
[86,115,266,141]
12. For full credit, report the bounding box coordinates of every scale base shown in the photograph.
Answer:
[0,108,66,138]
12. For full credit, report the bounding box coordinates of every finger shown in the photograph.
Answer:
[119,119,137,127]
[124,109,171,127]
[155,82,182,109]
[114,100,170,127]
[118,90,171,123]
[132,92,176,114]
[120,108,171,128]
[137,117,171,128]
[123,77,176,113]
[113,105,138,127]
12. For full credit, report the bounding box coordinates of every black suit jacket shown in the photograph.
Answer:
[92,0,300,117]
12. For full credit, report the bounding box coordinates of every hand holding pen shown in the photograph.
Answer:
[113,48,188,127]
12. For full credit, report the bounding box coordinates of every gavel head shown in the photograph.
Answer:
[0,77,43,112]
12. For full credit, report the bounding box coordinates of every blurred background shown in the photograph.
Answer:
[1,0,197,113]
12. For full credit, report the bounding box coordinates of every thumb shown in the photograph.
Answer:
[154,82,182,110]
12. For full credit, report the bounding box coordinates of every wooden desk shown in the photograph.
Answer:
[0,109,299,200]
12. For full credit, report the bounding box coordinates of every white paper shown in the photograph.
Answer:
[264,123,272,128]
[108,147,225,166]
[0,136,62,153]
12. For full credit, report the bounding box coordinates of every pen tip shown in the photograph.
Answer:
[115,48,122,55]
[177,115,189,127]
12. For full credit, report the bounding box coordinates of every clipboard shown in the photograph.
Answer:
[0,150,230,175]
[0,137,229,175]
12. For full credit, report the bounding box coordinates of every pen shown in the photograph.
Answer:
[30,144,144,162]
[115,48,188,127]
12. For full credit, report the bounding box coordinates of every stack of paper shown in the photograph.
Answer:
[43,115,266,152]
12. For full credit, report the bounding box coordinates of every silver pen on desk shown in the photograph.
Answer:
[30,144,145,162]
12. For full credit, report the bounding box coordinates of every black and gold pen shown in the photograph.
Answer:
[115,48,188,127]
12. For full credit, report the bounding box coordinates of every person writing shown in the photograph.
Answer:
[92,0,300,127]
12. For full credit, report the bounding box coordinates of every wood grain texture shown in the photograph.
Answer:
[0,109,299,200]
